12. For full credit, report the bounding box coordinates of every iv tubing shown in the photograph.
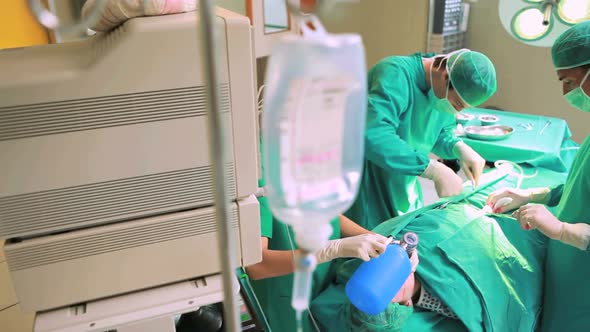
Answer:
[493,160,538,189]
[198,2,240,331]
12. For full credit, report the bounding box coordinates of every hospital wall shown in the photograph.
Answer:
[217,0,429,68]
[0,1,49,49]
[320,0,429,67]
[217,0,246,16]
[465,0,588,143]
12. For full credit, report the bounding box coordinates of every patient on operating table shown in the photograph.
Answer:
[311,171,553,332]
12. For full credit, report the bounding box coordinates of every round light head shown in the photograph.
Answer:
[499,0,578,47]
[557,0,590,25]
[512,7,552,41]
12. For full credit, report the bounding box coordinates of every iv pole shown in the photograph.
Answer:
[198,1,241,332]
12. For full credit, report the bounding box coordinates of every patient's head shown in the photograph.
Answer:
[335,259,417,331]
[348,298,414,332]
[391,272,418,306]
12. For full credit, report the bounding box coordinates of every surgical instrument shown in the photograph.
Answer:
[539,120,551,135]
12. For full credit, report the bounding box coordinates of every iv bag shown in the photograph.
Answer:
[262,15,367,227]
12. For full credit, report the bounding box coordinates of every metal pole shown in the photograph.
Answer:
[426,0,435,53]
[542,2,553,26]
[197,2,241,331]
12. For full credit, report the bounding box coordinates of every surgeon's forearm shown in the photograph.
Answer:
[432,128,461,160]
[246,249,300,280]
[339,215,372,238]
[559,222,590,251]
[365,132,430,176]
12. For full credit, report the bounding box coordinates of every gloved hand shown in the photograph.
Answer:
[512,204,563,238]
[421,160,464,198]
[513,205,590,250]
[486,187,551,213]
[83,0,198,32]
[453,141,485,187]
[315,233,392,264]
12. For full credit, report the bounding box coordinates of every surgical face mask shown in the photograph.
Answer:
[428,58,457,115]
[428,86,456,115]
[564,68,590,112]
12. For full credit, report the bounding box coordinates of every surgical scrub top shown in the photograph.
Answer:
[251,146,341,332]
[345,53,459,230]
[542,135,590,332]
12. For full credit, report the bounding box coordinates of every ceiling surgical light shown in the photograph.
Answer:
[557,0,590,24]
[499,0,590,47]
[512,7,552,41]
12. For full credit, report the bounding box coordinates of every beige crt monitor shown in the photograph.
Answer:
[6,195,261,312]
[0,8,262,312]
[33,275,236,332]
[0,9,257,238]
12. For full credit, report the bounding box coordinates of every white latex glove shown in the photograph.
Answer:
[512,204,563,237]
[83,0,198,32]
[453,141,485,187]
[421,160,463,198]
[486,187,551,213]
[513,204,590,250]
[315,233,392,264]
[561,223,590,250]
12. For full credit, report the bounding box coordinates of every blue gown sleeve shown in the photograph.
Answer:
[364,60,431,176]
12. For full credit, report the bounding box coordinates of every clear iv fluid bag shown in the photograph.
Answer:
[262,32,367,228]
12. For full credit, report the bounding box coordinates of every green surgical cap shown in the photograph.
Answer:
[346,302,414,332]
[552,20,590,70]
[448,50,497,107]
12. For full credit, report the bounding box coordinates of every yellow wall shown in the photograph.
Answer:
[0,2,49,49]
[466,0,589,143]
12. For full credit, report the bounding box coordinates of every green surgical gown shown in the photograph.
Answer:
[251,146,341,332]
[345,53,459,230]
[542,135,590,332]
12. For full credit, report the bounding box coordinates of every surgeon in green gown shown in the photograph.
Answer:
[346,49,497,230]
[487,21,590,332]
